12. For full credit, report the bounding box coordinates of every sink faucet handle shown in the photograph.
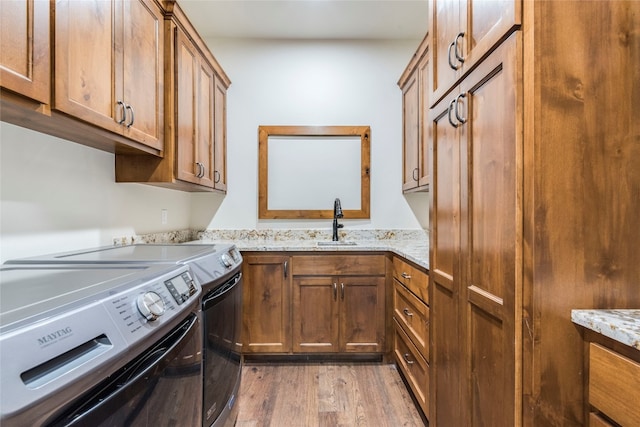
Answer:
[334,198,344,218]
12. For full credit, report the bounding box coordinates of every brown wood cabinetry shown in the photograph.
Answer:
[429,33,521,427]
[588,343,640,426]
[115,2,230,192]
[54,0,164,151]
[392,256,428,303]
[427,1,640,425]
[392,257,430,418]
[429,0,520,105]
[0,0,50,104]
[398,35,430,192]
[292,254,386,354]
[241,253,291,354]
[241,252,386,356]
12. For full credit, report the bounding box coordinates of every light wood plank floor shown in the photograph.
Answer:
[236,363,426,427]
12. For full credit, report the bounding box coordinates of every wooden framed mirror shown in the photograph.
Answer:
[258,125,371,219]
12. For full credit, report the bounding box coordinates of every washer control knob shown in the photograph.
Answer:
[137,291,165,321]
[221,253,233,268]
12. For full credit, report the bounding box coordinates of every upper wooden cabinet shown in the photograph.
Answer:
[0,0,50,105]
[429,0,520,105]
[213,78,228,192]
[399,35,429,193]
[115,2,230,192]
[54,0,164,151]
[174,24,216,187]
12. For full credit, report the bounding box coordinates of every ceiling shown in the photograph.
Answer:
[177,0,429,40]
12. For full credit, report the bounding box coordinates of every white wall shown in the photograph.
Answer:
[0,122,192,262]
[0,38,429,262]
[191,38,429,231]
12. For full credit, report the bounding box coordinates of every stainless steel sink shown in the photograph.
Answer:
[316,241,357,246]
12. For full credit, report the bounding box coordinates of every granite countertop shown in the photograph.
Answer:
[571,309,640,351]
[194,229,430,270]
[113,228,430,270]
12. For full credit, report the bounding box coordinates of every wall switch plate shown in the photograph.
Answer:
[161,209,168,225]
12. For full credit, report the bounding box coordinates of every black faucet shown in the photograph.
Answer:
[332,198,344,241]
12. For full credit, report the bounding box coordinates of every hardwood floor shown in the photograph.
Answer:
[236,363,426,426]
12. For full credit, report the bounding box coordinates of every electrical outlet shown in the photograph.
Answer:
[161,209,168,225]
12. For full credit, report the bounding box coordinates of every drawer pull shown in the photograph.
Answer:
[403,308,413,317]
[401,272,412,280]
[403,353,415,365]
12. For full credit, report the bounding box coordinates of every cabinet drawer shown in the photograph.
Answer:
[292,254,385,276]
[394,281,429,360]
[394,320,429,419]
[392,257,428,303]
[589,343,640,426]
[588,412,615,427]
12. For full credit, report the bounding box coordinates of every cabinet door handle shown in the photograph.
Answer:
[403,353,415,365]
[412,167,419,182]
[448,98,459,128]
[125,104,135,128]
[403,308,413,317]
[116,100,127,124]
[447,40,457,70]
[195,162,203,178]
[341,283,345,300]
[283,260,288,278]
[333,282,337,300]
[401,272,411,280]
[455,93,467,124]
[214,170,221,183]
[454,32,465,64]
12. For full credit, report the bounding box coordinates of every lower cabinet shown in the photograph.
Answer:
[241,253,291,354]
[392,256,430,419]
[394,320,430,417]
[241,252,386,355]
[292,275,385,353]
[587,342,640,426]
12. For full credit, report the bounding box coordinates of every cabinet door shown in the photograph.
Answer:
[340,276,385,353]
[175,27,200,184]
[0,0,50,104]
[430,0,520,105]
[459,33,521,427]
[175,26,215,188]
[121,0,163,150]
[213,77,227,192]
[462,0,520,74]
[417,52,431,188]
[429,85,463,427]
[430,0,462,104]
[430,33,521,427]
[196,58,216,187]
[54,0,122,133]
[292,277,339,353]
[242,255,291,353]
[402,69,420,191]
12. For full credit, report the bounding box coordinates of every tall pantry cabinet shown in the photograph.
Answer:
[426,1,640,426]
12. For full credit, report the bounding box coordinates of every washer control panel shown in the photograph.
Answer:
[219,247,242,270]
[164,271,197,304]
[104,266,200,342]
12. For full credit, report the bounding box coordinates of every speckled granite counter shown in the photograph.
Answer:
[113,228,430,270]
[194,229,430,270]
[571,309,640,351]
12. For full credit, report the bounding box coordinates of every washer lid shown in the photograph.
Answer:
[0,263,183,331]
[5,244,222,264]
